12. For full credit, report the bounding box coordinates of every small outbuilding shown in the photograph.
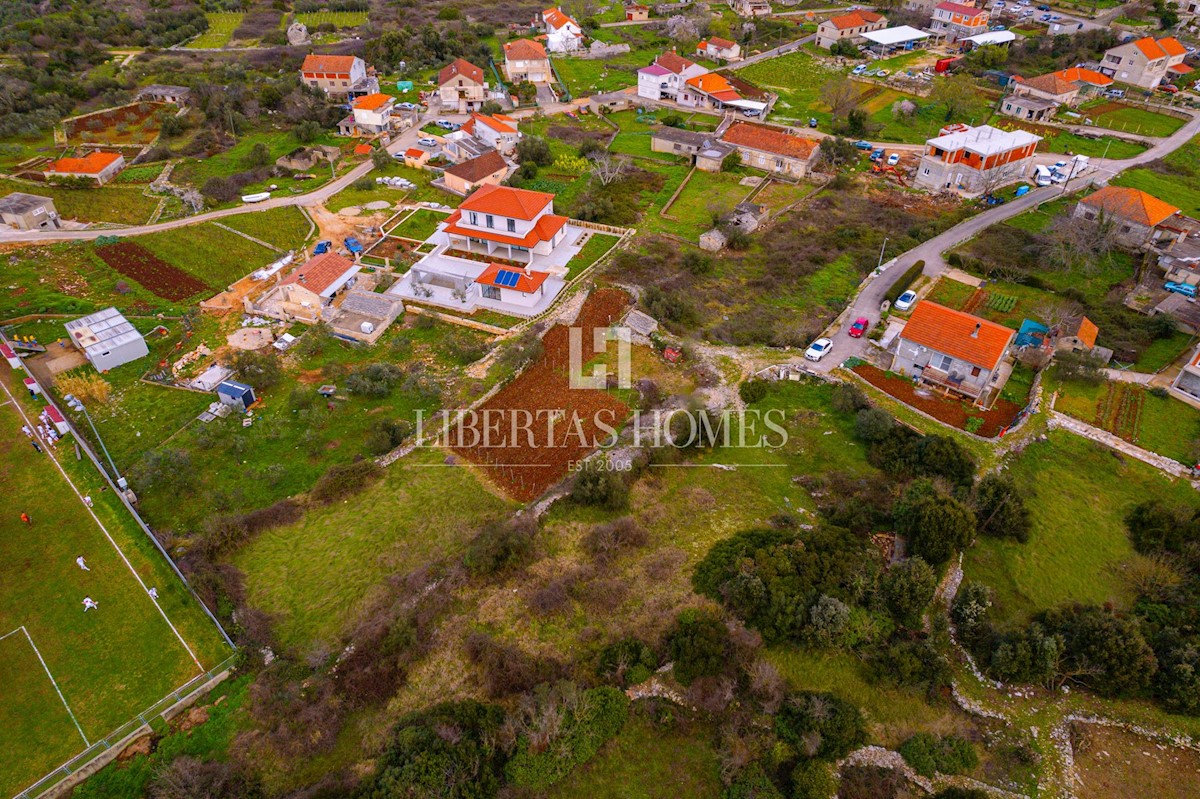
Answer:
[0,342,20,368]
[45,405,70,435]
[0,192,59,230]
[216,380,257,412]
[64,307,149,372]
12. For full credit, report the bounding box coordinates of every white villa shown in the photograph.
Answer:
[390,184,587,317]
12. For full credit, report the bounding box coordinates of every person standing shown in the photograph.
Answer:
[21,424,31,438]
[76,556,90,571]
[19,512,30,525]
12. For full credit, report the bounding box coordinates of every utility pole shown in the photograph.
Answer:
[64,394,126,490]
[876,236,889,273]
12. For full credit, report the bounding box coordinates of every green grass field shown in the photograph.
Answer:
[218,206,313,251]
[1111,134,1200,217]
[173,129,342,191]
[186,12,243,49]
[963,431,1200,627]
[328,161,451,211]
[134,223,281,290]
[565,233,620,280]
[1037,130,1147,159]
[735,49,843,126]
[642,169,757,241]
[388,208,447,241]
[1054,378,1200,464]
[0,367,228,797]
[0,179,160,226]
[294,10,368,28]
[1082,103,1186,137]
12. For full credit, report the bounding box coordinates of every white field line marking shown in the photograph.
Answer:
[20,626,90,746]
[0,376,203,672]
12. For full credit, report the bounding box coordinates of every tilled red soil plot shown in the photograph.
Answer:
[95,242,209,302]
[853,364,1021,438]
[454,288,632,501]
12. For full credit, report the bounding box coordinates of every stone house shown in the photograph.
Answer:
[720,122,820,178]
[0,192,59,230]
[816,11,887,50]
[441,150,510,196]
[1072,185,1184,248]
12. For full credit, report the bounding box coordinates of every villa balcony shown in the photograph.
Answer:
[918,366,985,399]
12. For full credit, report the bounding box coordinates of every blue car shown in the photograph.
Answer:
[313,240,331,255]
[1165,281,1197,298]
[344,236,364,254]
[854,140,873,150]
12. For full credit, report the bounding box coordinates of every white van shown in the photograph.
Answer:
[1034,165,1053,187]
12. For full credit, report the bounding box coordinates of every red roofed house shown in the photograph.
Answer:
[404,148,431,169]
[44,151,125,185]
[893,301,1016,407]
[463,113,522,155]
[680,71,752,111]
[720,122,821,178]
[338,92,395,137]
[626,4,649,21]
[1100,36,1191,89]
[442,184,568,264]
[1072,185,1185,248]
[438,58,490,113]
[637,51,708,101]
[816,11,887,50]
[504,39,552,84]
[540,7,584,52]
[440,150,510,195]
[929,2,989,43]
[696,36,742,62]
[300,54,370,98]
[252,252,361,323]
[1003,67,1112,121]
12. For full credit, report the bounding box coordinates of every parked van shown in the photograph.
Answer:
[1034,165,1053,187]
[1105,88,1125,99]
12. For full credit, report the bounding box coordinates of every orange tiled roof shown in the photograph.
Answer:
[459,183,554,220]
[1021,72,1078,96]
[505,38,547,61]
[471,112,519,134]
[438,58,485,86]
[722,122,818,159]
[1081,185,1179,227]
[707,36,737,50]
[475,262,550,293]
[1074,317,1098,349]
[936,1,984,15]
[827,10,883,29]
[542,7,579,31]
[353,143,373,155]
[901,301,1015,371]
[1132,37,1167,60]
[1160,37,1187,57]
[301,54,359,75]
[655,51,699,74]
[279,252,358,295]
[444,210,567,248]
[1170,63,1194,74]
[686,71,740,99]
[405,148,427,159]
[1051,67,1112,87]
[47,151,122,175]
[353,93,393,111]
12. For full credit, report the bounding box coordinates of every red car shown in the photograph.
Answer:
[848,317,870,338]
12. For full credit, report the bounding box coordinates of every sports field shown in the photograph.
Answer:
[0,366,229,797]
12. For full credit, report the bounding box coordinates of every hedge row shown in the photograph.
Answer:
[885,260,925,305]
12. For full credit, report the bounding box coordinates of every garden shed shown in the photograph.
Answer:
[216,380,257,412]
[64,307,149,372]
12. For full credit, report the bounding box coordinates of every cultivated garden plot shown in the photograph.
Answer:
[0,370,227,797]
[186,12,243,48]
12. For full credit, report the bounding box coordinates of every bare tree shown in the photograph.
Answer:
[588,151,627,186]
[665,14,700,42]
[821,78,860,121]
[1045,213,1120,274]
[975,161,1024,196]
[1031,299,1084,334]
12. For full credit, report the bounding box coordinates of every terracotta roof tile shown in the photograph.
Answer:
[1132,37,1167,60]
[443,209,567,247]
[438,58,485,86]
[1080,185,1179,227]
[405,148,427,158]
[655,51,699,74]
[353,93,393,111]
[722,122,818,159]
[1160,37,1187,57]
[459,183,554,220]
[1021,72,1077,96]
[707,36,737,50]
[827,10,884,29]
[1051,67,1112,87]
[686,72,741,100]
[471,113,519,134]
[301,54,359,75]
[444,150,508,184]
[936,1,984,15]
[1074,317,1098,349]
[505,38,547,61]
[476,262,550,293]
[279,252,358,296]
[900,301,1015,371]
[542,7,579,31]
[47,151,122,175]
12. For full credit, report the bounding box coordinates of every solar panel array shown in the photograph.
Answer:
[494,269,523,288]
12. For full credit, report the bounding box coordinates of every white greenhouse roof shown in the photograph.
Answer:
[862,26,931,46]
[965,30,1017,46]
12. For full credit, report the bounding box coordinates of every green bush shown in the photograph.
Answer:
[310,458,382,504]
[505,687,629,788]
[722,762,783,799]
[791,759,838,799]
[775,691,867,760]
[571,461,628,510]
[596,638,657,687]
[668,608,731,685]
[898,733,978,778]
[884,260,925,305]
[738,378,769,404]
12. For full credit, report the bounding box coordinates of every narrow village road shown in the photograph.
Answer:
[806,110,1200,372]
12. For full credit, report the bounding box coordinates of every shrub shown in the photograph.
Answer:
[973,473,1031,543]
[505,687,629,788]
[365,418,413,455]
[881,557,937,629]
[596,638,657,687]
[931,790,989,799]
[738,378,769,404]
[854,407,893,441]
[791,760,837,799]
[722,763,782,799]
[899,733,978,777]
[517,135,553,166]
[463,516,537,576]
[668,608,731,685]
[884,260,924,305]
[775,692,867,760]
[582,517,648,563]
[310,458,382,504]
[345,362,405,396]
[893,479,976,565]
[831,382,869,414]
[571,461,628,510]
[464,632,559,697]
[230,349,282,390]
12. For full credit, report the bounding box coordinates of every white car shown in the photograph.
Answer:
[805,338,833,362]
[893,290,918,311]
[417,137,438,147]
[887,153,900,166]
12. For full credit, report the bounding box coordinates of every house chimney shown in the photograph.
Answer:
[970,322,980,338]
[299,273,306,284]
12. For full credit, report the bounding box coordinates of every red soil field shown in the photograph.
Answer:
[95,242,209,302]
[454,288,632,501]
[853,363,1021,438]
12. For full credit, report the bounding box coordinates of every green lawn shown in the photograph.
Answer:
[963,431,1199,627]
[1110,134,1200,217]
[137,222,283,289]
[236,446,515,649]
[186,12,243,49]
[1081,102,1186,137]
[173,129,342,190]
[566,233,621,280]
[1131,332,1194,372]
[294,10,368,28]
[0,178,160,226]
[642,168,757,242]
[605,110,696,162]
[218,206,313,251]
[388,208,448,241]
[328,162,451,211]
[1037,130,1147,159]
[551,46,665,97]
[735,49,844,126]
[1054,378,1200,464]
[1002,196,1073,234]
[544,714,722,799]
[0,368,228,797]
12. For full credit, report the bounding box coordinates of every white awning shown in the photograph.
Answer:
[861,26,931,47]
[965,30,1017,46]
[725,99,768,111]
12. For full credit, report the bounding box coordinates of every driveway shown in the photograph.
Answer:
[806,110,1200,372]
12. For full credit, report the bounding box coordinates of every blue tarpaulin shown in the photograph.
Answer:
[1014,319,1049,348]
[396,80,413,92]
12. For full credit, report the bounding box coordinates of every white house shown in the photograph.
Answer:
[637,51,708,101]
[300,54,372,98]
[463,113,522,155]
[504,39,553,84]
[696,36,742,61]
[345,93,394,136]
[540,7,584,52]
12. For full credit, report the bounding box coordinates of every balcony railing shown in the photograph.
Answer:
[919,366,984,399]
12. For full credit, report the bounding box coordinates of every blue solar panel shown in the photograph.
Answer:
[496,269,521,288]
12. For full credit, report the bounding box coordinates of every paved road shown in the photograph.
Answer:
[807,110,1200,372]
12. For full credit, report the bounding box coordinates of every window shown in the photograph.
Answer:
[971,366,981,377]
[938,355,953,371]
[507,218,516,232]
[486,215,494,229]
[469,211,479,225]
[482,285,501,300]
[1083,211,1096,220]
